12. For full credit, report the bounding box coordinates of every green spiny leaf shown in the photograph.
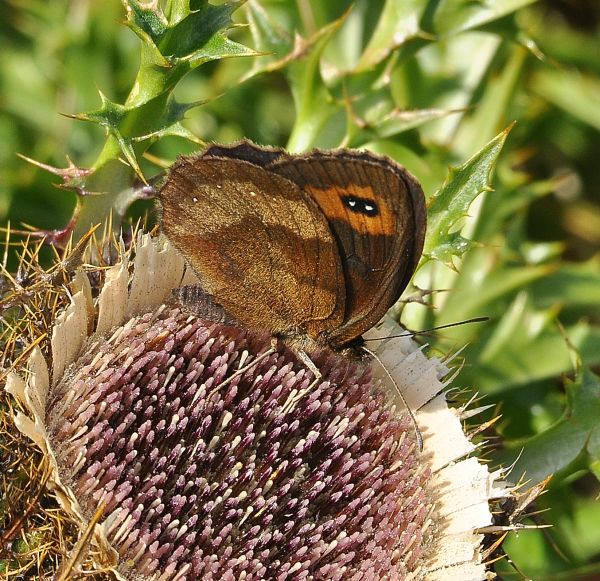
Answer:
[71,0,257,239]
[113,130,145,181]
[184,33,259,67]
[122,0,168,43]
[125,1,257,102]
[424,124,513,267]
[133,121,204,144]
[158,1,239,59]
[79,92,126,129]
[82,93,180,140]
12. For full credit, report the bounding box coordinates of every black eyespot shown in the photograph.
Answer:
[341,194,379,217]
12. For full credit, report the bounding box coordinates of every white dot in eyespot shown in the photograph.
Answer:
[250,191,257,197]
[216,184,222,189]
[192,197,198,202]
[365,203,374,212]
[348,199,357,207]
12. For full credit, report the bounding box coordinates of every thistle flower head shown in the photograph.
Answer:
[46,303,430,579]
[3,233,506,580]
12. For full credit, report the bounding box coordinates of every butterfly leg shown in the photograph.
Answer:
[210,346,276,394]
[296,349,322,391]
[277,348,322,416]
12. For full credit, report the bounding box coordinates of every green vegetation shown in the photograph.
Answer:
[1,1,599,578]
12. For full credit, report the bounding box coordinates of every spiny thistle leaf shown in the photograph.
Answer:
[124,0,257,71]
[123,0,169,45]
[183,31,258,67]
[67,0,258,239]
[79,92,126,128]
[159,2,242,59]
[424,124,513,267]
[85,93,204,142]
[112,132,145,181]
[15,155,92,194]
[134,121,204,144]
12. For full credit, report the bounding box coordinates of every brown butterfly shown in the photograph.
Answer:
[158,140,426,359]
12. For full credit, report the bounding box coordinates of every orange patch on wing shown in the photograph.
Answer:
[306,184,396,236]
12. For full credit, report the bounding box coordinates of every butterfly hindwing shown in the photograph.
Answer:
[267,150,426,347]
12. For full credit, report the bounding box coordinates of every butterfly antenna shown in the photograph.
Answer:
[361,345,423,452]
[363,316,489,342]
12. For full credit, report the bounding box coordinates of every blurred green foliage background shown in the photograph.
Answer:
[1,0,599,578]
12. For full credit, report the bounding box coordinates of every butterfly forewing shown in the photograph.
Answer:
[159,156,346,338]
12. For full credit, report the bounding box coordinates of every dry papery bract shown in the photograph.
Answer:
[3,233,508,580]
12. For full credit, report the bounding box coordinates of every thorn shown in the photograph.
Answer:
[17,153,92,181]
[59,111,83,120]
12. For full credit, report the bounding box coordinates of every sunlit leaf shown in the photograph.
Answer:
[285,15,348,151]
[505,369,600,486]
[356,0,425,70]
[428,0,538,36]
[452,45,527,157]
[424,125,512,266]
[532,68,600,131]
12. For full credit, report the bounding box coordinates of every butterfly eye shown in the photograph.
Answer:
[341,194,379,217]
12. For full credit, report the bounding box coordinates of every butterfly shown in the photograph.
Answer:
[157,140,426,358]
